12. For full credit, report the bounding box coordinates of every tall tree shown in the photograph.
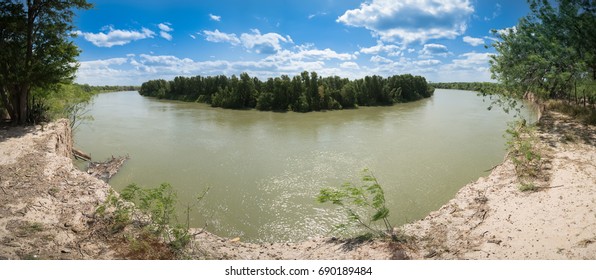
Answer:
[0,0,91,124]
[490,0,595,102]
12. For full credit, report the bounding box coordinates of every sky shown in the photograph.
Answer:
[72,0,531,86]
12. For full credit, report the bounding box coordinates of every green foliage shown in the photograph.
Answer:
[430,82,504,95]
[95,189,133,233]
[256,91,274,111]
[120,183,177,237]
[31,83,97,128]
[519,182,537,192]
[317,169,395,239]
[505,120,543,190]
[0,0,92,124]
[139,72,434,112]
[97,183,210,255]
[490,0,595,105]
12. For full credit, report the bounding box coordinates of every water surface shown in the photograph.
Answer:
[75,89,533,242]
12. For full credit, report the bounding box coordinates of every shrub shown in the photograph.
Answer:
[317,169,396,239]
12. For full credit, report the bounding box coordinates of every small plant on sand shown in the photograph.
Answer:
[505,120,543,191]
[95,183,209,258]
[95,189,133,233]
[518,182,537,192]
[120,183,192,252]
[318,169,397,240]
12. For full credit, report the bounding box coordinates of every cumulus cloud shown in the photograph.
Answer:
[415,59,442,66]
[158,23,173,41]
[419,44,450,58]
[240,29,293,54]
[268,46,356,62]
[370,55,394,64]
[337,0,474,44]
[450,52,492,68]
[209,13,221,21]
[76,44,359,85]
[203,28,293,54]
[76,27,156,47]
[463,36,484,46]
[202,29,241,45]
[359,41,403,56]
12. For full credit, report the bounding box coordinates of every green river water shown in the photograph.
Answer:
[74,89,534,242]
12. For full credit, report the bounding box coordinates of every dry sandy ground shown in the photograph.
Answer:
[0,111,594,259]
[0,120,117,259]
[401,112,596,259]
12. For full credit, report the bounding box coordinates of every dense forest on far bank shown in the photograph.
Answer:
[139,72,434,112]
[430,82,503,94]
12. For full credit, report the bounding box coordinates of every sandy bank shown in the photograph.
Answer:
[0,111,594,259]
[401,111,596,259]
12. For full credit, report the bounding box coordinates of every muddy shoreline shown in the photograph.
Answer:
[1,112,594,259]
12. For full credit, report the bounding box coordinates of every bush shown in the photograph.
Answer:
[317,169,396,239]
[96,183,209,257]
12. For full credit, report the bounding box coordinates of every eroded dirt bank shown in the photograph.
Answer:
[0,120,117,259]
[1,112,594,259]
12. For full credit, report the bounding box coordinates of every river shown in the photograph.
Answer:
[74,89,534,242]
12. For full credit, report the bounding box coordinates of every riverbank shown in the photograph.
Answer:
[401,111,596,259]
[0,110,594,259]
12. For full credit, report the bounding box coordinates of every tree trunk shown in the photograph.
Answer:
[0,88,16,121]
[18,86,28,124]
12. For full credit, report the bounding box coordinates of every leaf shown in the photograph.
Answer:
[371,207,389,222]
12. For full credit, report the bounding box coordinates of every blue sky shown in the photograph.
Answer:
[73,0,531,85]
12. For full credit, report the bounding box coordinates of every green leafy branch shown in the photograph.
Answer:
[317,169,395,239]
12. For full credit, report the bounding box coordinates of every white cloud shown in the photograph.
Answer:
[337,0,474,44]
[160,31,172,41]
[427,52,494,82]
[158,23,173,32]
[76,51,497,86]
[202,29,293,54]
[240,29,292,54]
[450,52,492,68]
[157,23,173,41]
[359,41,403,56]
[189,34,196,39]
[268,46,356,62]
[340,61,360,69]
[463,36,484,46]
[370,55,394,64]
[484,3,502,21]
[419,44,450,58]
[209,14,221,21]
[76,44,358,85]
[308,12,327,20]
[495,26,517,36]
[415,59,441,66]
[76,27,155,47]
[202,29,241,45]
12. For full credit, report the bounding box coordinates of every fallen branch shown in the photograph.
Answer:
[73,148,91,161]
[87,155,129,182]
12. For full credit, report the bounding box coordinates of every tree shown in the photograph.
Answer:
[490,0,595,102]
[0,0,91,124]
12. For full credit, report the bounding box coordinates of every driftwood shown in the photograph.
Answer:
[87,155,129,182]
[73,148,91,161]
